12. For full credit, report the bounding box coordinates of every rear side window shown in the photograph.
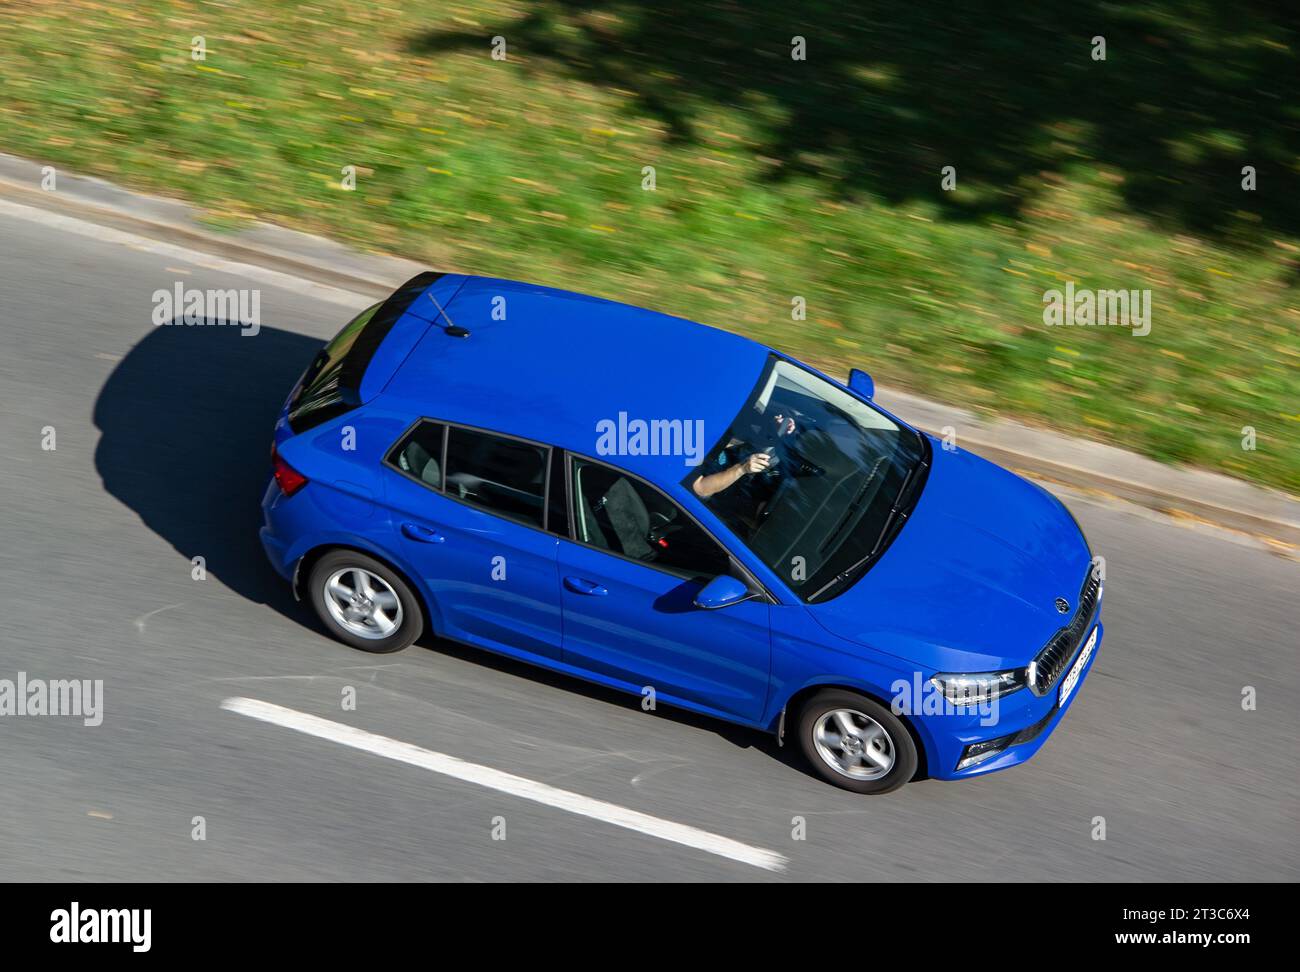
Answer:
[387,420,446,488]
[286,303,379,432]
[444,427,549,528]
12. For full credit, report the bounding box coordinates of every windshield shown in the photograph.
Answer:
[686,356,926,601]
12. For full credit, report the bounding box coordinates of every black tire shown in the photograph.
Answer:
[796,689,918,794]
[307,550,424,654]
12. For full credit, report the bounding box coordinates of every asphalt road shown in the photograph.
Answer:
[1,201,1297,882]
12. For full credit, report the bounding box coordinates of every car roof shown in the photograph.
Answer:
[378,275,772,484]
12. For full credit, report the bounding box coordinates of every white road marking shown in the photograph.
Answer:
[221,696,788,872]
[0,197,372,310]
[132,602,185,633]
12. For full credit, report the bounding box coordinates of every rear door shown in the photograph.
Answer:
[557,455,772,722]
[382,420,563,660]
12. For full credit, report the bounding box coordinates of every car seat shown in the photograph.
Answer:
[398,439,441,486]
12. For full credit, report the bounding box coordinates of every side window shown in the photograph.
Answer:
[445,426,548,528]
[386,420,446,489]
[570,457,731,581]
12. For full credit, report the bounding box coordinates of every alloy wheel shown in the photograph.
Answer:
[811,708,896,781]
[322,567,403,640]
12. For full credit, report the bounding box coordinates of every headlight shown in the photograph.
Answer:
[930,669,1026,705]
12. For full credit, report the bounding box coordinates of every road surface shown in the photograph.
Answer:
[0,200,1296,881]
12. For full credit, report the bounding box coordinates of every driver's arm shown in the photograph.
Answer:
[692,453,770,498]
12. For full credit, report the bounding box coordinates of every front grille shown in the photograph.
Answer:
[1028,569,1101,695]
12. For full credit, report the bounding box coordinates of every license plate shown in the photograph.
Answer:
[1059,626,1098,705]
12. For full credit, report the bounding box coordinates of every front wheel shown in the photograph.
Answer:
[797,689,918,794]
[307,550,424,654]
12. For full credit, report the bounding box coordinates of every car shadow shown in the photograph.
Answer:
[93,319,322,619]
[418,630,807,763]
[419,632,927,785]
[423,634,930,784]
[93,320,819,775]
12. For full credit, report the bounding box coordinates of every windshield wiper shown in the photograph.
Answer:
[807,457,927,602]
[818,457,886,554]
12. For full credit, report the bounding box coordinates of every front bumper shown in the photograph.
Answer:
[922,620,1104,781]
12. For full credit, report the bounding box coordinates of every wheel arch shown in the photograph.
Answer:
[294,542,440,637]
[779,680,930,781]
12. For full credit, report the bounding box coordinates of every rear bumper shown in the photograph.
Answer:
[922,621,1103,781]
[258,477,296,579]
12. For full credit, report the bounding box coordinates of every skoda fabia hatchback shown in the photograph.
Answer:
[261,272,1104,793]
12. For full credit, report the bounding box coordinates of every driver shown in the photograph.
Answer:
[692,413,795,498]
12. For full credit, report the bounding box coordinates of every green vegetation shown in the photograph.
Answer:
[2,1,1296,490]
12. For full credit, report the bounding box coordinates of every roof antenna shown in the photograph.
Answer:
[426,290,470,337]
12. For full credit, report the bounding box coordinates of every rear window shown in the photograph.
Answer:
[286,270,447,434]
[286,303,379,433]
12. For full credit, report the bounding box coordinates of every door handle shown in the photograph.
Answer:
[401,522,446,544]
[563,576,608,596]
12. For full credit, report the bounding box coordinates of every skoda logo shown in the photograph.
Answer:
[1054,597,1071,615]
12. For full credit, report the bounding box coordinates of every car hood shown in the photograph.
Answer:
[805,441,1093,673]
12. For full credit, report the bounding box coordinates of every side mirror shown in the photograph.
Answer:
[694,574,754,610]
[848,368,874,400]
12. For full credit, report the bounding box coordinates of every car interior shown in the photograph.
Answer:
[444,428,546,525]
[389,424,731,580]
[393,423,546,526]
[573,459,728,579]
[396,435,442,486]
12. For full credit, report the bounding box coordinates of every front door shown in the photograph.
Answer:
[557,456,771,722]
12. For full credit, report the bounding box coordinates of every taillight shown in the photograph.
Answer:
[271,445,308,497]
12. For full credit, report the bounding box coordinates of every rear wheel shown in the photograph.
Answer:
[797,689,917,794]
[308,550,423,654]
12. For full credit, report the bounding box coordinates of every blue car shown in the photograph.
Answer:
[261,272,1103,793]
